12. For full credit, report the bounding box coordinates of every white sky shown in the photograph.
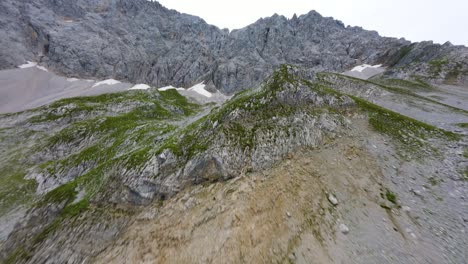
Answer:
[156,0,468,46]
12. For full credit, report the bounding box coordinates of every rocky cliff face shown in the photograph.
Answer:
[0,0,413,94]
[3,0,466,93]
[384,41,468,85]
[214,11,410,93]
[0,0,226,88]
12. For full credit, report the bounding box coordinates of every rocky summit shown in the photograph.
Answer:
[0,1,467,264]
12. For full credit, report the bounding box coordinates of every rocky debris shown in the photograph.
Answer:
[339,223,349,234]
[328,194,339,206]
[95,140,376,263]
[411,189,424,198]
[402,206,411,212]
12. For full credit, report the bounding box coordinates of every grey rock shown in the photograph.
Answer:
[184,156,226,184]
[402,206,411,212]
[0,0,410,94]
[339,223,350,234]
[328,194,339,206]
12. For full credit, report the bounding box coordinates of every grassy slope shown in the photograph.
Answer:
[317,72,461,157]
[319,72,468,114]
[1,88,209,263]
[6,66,459,217]
[0,89,201,215]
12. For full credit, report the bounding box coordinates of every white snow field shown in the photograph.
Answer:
[130,84,152,90]
[18,61,48,72]
[187,82,212,97]
[156,82,230,104]
[92,79,122,88]
[157,86,185,91]
[18,61,38,69]
[350,64,382,72]
[343,64,386,80]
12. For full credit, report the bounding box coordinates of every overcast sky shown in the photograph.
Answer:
[156,0,468,46]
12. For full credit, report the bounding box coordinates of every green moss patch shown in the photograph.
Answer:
[156,116,211,161]
[0,169,37,216]
[385,190,398,204]
[315,72,461,159]
[321,72,468,114]
[374,78,433,91]
[159,89,200,116]
[3,247,32,264]
[353,96,459,158]
[28,89,200,124]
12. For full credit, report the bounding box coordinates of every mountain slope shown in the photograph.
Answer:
[0,65,466,263]
[0,1,467,263]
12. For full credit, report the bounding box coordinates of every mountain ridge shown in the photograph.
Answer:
[0,0,422,93]
[2,0,467,94]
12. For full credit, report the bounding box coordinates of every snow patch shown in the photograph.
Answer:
[130,84,151,90]
[344,64,385,80]
[351,64,382,72]
[92,79,121,88]
[158,86,185,91]
[67,78,79,82]
[18,61,49,71]
[36,65,49,72]
[158,86,175,91]
[18,61,37,69]
[188,82,212,98]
